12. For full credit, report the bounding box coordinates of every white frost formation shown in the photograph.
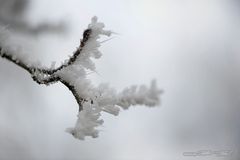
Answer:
[0,16,162,140]
[63,17,162,140]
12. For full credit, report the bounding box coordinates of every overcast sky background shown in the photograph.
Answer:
[0,0,240,159]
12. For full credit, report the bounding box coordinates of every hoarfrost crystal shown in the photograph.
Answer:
[63,17,162,140]
[0,16,162,140]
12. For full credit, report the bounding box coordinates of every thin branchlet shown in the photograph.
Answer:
[0,28,92,111]
[38,29,92,74]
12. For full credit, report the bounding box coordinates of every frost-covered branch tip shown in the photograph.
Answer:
[0,16,162,140]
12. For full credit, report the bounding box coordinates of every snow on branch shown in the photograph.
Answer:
[0,17,162,140]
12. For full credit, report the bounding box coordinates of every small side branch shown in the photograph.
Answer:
[39,29,92,74]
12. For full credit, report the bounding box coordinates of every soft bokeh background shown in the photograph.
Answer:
[0,0,240,159]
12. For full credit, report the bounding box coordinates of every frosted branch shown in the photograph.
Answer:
[0,17,162,140]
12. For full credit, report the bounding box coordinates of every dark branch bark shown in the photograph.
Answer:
[0,47,33,74]
[38,29,92,74]
[60,79,84,111]
[0,28,92,111]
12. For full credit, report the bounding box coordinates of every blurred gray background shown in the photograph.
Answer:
[0,0,240,159]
